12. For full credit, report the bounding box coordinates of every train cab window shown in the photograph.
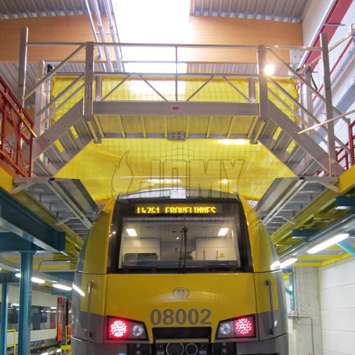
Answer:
[117,216,242,272]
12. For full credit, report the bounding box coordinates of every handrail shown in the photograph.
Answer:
[0,75,34,177]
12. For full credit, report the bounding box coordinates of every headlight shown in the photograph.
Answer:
[107,317,147,340]
[218,321,234,337]
[132,324,145,337]
[217,315,256,339]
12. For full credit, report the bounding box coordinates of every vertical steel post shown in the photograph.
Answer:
[321,32,337,175]
[17,27,29,106]
[175,46,178,102]
[34,61,46,136]
[304,65,314,129]
[248,78,256,102]
[0,282,9,355]
[18,252,34,355]
[250,46,268,143]
[95,75,102,101]
[84,42,94,121]
[257,46,268,118]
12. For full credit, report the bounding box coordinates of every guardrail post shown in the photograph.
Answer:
[84,42,94,120]
[18,251,34,355]
[95,75,102,100]
[304,65,314,129]
[0,282,8,355]
[17,27,29,106]
[248,78,256,102]
[321,32,337,176]
[34,60,47,135]
[250,45,268,143]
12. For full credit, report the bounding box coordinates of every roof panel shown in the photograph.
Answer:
[0,0,91,19]
[190,0,309,22]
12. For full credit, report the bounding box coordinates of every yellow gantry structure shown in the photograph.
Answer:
[53,76,297,202]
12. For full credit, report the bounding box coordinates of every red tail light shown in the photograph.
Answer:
[107,317,147,341]
[108,319,128,339]
[217,315,256,339]
[234,316,255,337]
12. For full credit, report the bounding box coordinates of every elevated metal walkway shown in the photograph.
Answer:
[13,177,99,238]
[256,176,338,234]
[12,28,353,180]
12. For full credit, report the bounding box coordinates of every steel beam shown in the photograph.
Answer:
[18,252,34,355]
[0,282,8,355]
[0,233,42,251]
[0,188,65,251]
[93,101,259,116]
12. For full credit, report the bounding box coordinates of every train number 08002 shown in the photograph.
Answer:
[150,309,211,326]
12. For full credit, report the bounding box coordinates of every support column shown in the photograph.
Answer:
[321,32,337,176]
[0,282,8,355]
[18,252,34,355]
[17,27,29,107]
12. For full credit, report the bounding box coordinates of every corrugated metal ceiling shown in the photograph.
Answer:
[190,0,310,22]
[0,0,103,19]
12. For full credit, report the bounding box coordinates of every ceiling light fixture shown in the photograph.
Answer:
[218,227,229,237]
[126,228,138,237]
[264,64,276,76]
[52,283,72,292]
[307,233,349,254]
[219,139,249,145]
[279,258,297,269]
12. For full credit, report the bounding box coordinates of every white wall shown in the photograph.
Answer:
[319,257,355,355]
[289,267,323,355]
[302,0,336,47]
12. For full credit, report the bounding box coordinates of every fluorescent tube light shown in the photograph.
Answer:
[307,233,349,254]
[270,260,281,270]
[126,228,138,237]
[280,258,298,269]
[52,283,72,291]
[218,227,229,237]
[72,283,86,297]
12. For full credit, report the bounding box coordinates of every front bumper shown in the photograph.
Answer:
[72,334,288,355]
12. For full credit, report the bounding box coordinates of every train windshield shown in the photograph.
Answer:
[115,201,247,272]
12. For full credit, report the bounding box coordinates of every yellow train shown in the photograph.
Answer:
[72,190,288,355]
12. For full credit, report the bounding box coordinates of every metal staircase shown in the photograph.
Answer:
[256,176,338,235]
[13,177,99,238]
[32,100,92,176]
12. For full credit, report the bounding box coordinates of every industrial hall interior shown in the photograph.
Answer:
[0,0,354,355]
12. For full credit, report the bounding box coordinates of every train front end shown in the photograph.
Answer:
[72,194,288,355]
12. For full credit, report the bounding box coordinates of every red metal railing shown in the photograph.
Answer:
[336,120,355,170]
[0,76,34,177]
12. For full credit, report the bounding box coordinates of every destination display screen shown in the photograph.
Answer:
[134,204,218,215]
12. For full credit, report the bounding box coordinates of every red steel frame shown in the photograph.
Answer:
[0,75,34,177]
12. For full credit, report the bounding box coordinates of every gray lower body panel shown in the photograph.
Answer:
[72,334,288,355]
